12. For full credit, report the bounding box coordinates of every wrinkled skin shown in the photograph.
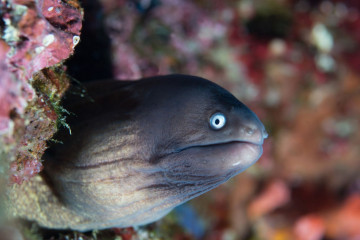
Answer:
[8,74,267,231]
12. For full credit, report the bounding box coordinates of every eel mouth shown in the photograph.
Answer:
[170,140,264,175]
[174,137,265,154]
[175,126,268,153]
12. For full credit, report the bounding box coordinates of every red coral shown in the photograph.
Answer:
[113,227,136,240]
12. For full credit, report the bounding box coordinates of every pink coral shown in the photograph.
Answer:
[0,0,82,184]
[0,0,82,133]
[294,215,325,240]
[248,180,290,219]
[0,40,16,134]
[10,159,43,184]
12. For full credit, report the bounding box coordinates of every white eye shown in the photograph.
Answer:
[209,112,226,130]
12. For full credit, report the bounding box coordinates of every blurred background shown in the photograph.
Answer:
[1,0,359,239]
[64,0,360,239]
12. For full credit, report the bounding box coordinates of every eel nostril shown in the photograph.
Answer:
[245,127,255,135]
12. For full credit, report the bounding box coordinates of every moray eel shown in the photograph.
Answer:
[7,74,267,231]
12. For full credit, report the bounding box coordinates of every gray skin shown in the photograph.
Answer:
[7,74,267,231]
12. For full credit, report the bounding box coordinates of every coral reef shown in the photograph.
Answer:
[9,67,71,184]
[0,0,82,184]
[0,0,82,197]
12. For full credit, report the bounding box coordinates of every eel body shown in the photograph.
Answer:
[7,74,267,231]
